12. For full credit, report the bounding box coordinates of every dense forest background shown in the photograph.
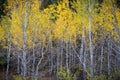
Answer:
[0,0,120,80]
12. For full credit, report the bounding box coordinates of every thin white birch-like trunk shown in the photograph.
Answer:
[60,39,63,66]
[100,44,104,75]
[107,40,111,80]
[50,33,53,76]
[6,34,12,80]
[17,51,20,74]
[83,27,87,80]
[57,41,60,80]
[66,41,69,69]
[22,0,28,79]
[32,43,35,80]
[79,37,83,67]
[88,0,94,79]
[35,45,44,79]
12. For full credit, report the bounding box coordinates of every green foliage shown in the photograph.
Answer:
[58,67,76,80]
[13,75,30,80]
[110,70,120,80]
[13,75,22,80]
[73,65,90,80]
[0,56,6,65]
[0,59,6,65]
[94,75,106,80]
[73,65,83,79]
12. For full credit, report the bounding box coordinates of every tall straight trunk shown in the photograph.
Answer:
[83,43,87,80]
[89,15,94,80]
[32,43,35,80]
[115,56,118,70]
[71,44,75,68]
[6,34,12,80]
[21,60,23,75]
[17,51,20,74]
[66,41,69,69]
[57,41,60,80]
[107,40,111,80]
[79,37,83,67]
[50,35,53,76]
[100,44,104,75]
[82,27,87,80]
[69,41,72,69]
[88,0,94,79]
[22,21,27,80]
[22,0,28,79]
[60,39,63,66]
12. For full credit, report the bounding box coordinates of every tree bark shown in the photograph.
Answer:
[66,41,69,69]
[22,0,28,79]
[88,0,94,79]
[100,44,104,75]
[107,40,111,80]
[6,34,12,80]
[35,46,44,79]
[32,43,35,80]
[17,51,20,74]
[83,27,87,80]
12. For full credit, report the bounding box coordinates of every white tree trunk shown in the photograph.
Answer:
[100,44,104,75]
[35,46,44,78]
[88,0,94,79]
[66,41,69,69]
[32,43,35,80]
[22,0,28,79]
[17,51,20,74]
[57,41,60,80]
[107,40,111,80]
[6,34,12,80]
[83,27,87,80]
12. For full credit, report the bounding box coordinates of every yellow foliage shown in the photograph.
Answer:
[117,8,120,28]
[3,0,120,50]
[0,27,4,41]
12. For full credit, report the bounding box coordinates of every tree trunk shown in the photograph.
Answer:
[17,51,20,74]
[66,41,69,69]
[6,34,12,80]
[57,41,60,80]
[83,27,87,80]
[32,43,35,80]
[100,44,104,75]
[22,0,28,79]
[88,0,94,79]
[79,36,83,67]
[35,46,44,79]
[50,34,53,76]
[107,40,111,80]
[60,40,63,67]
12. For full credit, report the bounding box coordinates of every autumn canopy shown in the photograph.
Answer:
[0,0,120,80]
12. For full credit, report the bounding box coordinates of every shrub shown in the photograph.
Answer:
[110,70,120,80]
[13,75,22,80]
[94,75,107,80]
[58,66,76,80]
